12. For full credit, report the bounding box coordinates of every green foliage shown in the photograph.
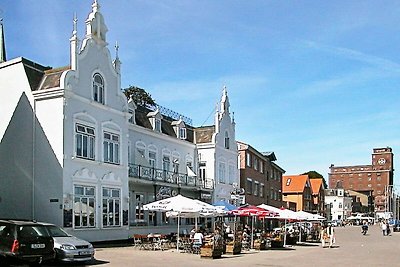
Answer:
[123,85,156,107]
[303,171,323,178]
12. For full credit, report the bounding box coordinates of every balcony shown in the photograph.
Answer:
[128,164,213,190]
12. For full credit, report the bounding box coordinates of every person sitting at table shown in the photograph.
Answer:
[193,229,204,246]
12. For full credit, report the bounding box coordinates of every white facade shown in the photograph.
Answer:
[325,188,352,221]
[196,88,239,202]
[0,1,238,240]
[0,2,130,242]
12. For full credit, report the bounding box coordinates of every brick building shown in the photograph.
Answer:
[328,147,394,212]
[237,141,285,207]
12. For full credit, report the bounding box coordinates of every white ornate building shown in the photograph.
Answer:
[0,2,130,242]
[194,88,239,203]
[0,1,222,241]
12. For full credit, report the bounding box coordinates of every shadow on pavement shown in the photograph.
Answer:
[295,242,320,247]
[43,259,110,266]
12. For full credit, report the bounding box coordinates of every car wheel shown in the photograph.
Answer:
[0,256,10,267]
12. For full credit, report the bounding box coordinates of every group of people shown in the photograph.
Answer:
[380,220,391,236]
[320,223,335,248]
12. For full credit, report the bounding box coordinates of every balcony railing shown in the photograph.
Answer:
[128,164,213,190]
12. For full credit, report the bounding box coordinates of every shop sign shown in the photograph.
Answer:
[201,193,212,200]
[156,186,177,200]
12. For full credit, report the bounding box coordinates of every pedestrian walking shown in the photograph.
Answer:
[386,221,391,236]
[326,223,335,248]
[381,220,387,236]
[320,225,327,248]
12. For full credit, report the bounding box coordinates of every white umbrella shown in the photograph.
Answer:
[258,205,299,247]
[143,195,218,251]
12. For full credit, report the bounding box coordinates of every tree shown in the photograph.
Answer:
[303,171,328,188]
[123,85,156,107]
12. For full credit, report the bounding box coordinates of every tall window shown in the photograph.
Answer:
[149,151,156,169]
[246,178,252,194]
[260,161,264,173]
[74,185,96,228]
[102,188,121,227]
[173,159,179,174]
[254,182,259,196]
[246,153,251,167]
[103,132,120,164]
[155,118,161,132]
[224,132,230,149]
[253,158,258,171]
[75,124,95,160]
[219,162,226,183]
[128,109,135,124]
[199,162,206,179]
[260,183,264,197]
[179,127,187,139]
[93,73,104,104]
[135,194,145,222]
[163,156,170,178]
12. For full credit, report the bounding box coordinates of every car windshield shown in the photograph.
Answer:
[46,225,70,237]
[18,225,50,238]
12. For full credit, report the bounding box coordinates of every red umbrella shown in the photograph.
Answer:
[229,205,278,249]
[229,205,277,217]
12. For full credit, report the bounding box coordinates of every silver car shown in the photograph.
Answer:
[43,224,95,262]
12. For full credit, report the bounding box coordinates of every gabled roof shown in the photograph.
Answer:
[282,175,309,193]
[194,126,215,144]
[310,178,324,195]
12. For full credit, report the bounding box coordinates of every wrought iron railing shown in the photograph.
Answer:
[128,164,213,189]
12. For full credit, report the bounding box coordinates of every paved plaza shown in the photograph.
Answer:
[35,225,400,267]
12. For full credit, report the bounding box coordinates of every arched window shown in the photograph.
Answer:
[93,73,104,104]
[224,131,230,149]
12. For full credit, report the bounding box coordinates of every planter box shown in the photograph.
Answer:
[200,247,222,259]
[254,240,267,250]
[225,243,241,254]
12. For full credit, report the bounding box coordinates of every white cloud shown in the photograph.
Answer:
[303,41,400,74]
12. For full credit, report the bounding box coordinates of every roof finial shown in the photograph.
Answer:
[115,40,119,59]
[92,0,100,12]
[0,18,6,63]
[72,12,78,36]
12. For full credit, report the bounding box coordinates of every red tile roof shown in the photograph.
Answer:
[310,178,323,195]
[282,175,309,193]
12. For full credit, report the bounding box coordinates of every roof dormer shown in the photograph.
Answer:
[171,117,186,140]
[127,97,137,124]
[147,108,162,132]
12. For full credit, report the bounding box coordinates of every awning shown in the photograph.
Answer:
[186,166,197,177]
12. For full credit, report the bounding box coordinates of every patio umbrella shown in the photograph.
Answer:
[143,195,219,251]
[229,205,277,248]
[143,195,204,251]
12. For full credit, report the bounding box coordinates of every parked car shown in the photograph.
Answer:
[41,223,95,263]
[0,219,55,267]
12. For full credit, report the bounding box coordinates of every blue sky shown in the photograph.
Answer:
[2,0,400,184]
